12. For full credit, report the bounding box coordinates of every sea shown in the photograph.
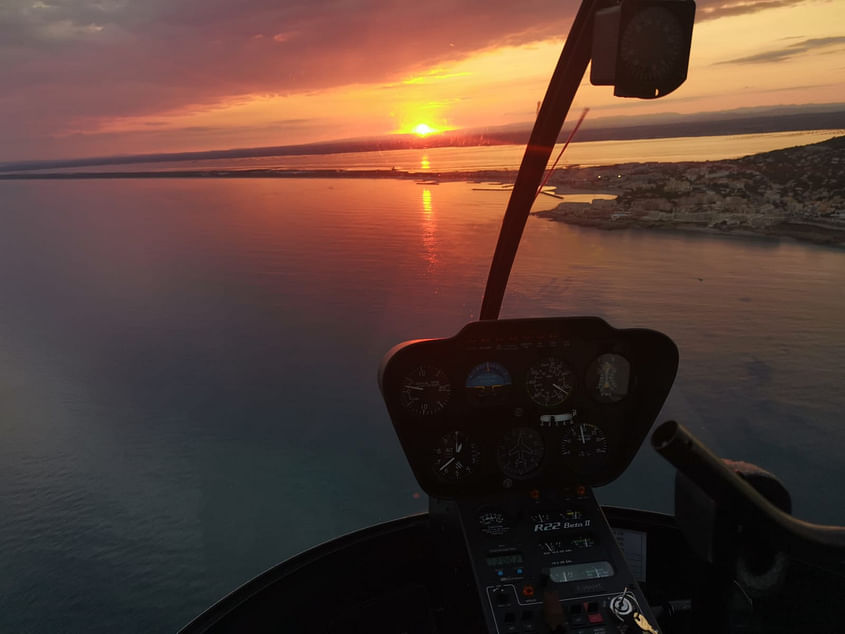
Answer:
[1,130,844,632]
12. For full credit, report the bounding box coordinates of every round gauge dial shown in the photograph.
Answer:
[400,365,451,415]
[432,431,480,481]
[525,357,574,407]
[466,361,512,405]
[619,7,687,85]
[587,354,631,403]
[497,427,545,478]
[561,423,608,458]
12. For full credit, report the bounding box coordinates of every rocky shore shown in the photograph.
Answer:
[536,135,845,247]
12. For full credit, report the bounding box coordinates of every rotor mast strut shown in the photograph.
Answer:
[479,0,605,320]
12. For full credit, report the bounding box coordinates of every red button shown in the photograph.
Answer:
[588,613,604,624]
[522,584,535,597]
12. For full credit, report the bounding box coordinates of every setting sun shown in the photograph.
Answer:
[412,123,436,136]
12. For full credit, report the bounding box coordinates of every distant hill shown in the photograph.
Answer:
[1,103,843,174]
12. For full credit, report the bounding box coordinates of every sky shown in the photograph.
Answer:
[1,0,843,162]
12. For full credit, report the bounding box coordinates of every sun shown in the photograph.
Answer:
[412,123,437,136]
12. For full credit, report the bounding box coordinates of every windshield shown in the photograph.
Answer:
[1,2,843,632]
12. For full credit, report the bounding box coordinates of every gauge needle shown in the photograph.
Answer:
[580,426,586,444]
[439,457,456,471]
[552,383,566,393]
[405,385,424,391]
[457,441,463,453]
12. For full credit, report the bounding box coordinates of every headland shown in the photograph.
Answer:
[537,135,845,248]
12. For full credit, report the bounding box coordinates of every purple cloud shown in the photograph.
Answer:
[0,0,823,159]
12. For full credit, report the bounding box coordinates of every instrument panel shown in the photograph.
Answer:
[379,317,678,498]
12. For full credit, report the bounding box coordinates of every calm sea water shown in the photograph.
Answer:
[1,174,844,632]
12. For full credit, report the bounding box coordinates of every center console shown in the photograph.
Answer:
[441,487,656,633]
[379,317,678,633]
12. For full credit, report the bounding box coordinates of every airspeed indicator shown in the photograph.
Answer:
[400,365,451,415]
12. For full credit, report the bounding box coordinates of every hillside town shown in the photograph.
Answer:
[538,135,845,247]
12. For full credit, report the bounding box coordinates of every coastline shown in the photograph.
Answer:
[536,135,845,249]
[3,135,843,248]
[535,212,845,248]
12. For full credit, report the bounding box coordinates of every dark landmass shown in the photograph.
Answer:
[536,135,845,248]
[0,167,503,181]
[1,103,842,173]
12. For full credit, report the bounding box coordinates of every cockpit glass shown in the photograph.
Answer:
[1,2,843,632]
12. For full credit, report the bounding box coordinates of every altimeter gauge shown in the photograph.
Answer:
[400,365,451,415]
[432,431,480,481]
[497,427,545,478]
[561,423,608,458]
[525,357,574,407]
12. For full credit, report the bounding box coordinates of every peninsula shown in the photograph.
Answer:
[537,135,845,247]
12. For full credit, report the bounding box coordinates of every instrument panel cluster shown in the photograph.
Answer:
[379,317,678,498]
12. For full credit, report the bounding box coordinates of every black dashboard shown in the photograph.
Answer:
[379,317,678,498]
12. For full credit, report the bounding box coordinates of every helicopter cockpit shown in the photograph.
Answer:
[179,2,845,632]
[379,316,677,633]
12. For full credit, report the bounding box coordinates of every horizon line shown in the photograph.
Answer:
[2,103,843,173]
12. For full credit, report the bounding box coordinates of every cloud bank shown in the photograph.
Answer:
[0,0,824,159]
[718,35,845,64]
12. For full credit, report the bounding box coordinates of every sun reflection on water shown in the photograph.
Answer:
[422,188,432,214]
[421,188,438,270]
[420,155,430,170]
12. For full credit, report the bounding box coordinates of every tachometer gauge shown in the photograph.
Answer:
[497,427,544,478]
[400,365,451,415]
[466,361,512,406]
[561,423,608,458]
[432,431,480,481]
[587,354,631,403]
[525,357,574,407]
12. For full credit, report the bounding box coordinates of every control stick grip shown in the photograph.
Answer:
[652,420,845,577]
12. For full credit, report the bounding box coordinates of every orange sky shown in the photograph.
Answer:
[1,0,843,161]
